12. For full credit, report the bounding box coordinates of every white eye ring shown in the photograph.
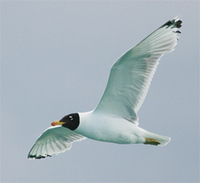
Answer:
[69,116,73,120]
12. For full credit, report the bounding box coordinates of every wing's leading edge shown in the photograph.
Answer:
[94,17,182,124]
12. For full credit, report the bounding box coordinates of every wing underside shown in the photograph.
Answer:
[28,126,86,159]
[94,17,182,124]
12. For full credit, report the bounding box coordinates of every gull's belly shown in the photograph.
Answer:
[89,120,143,144]
[76,113,145,144]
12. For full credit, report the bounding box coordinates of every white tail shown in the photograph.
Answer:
[143,130,171,146]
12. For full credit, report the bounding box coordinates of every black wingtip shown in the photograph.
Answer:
[162,18,182,29]
[175,30,181,34]
[175,20,182,28]
[162,20,174,27]
[28,154,52,160]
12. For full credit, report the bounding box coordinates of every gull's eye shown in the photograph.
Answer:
[69,116,73,121]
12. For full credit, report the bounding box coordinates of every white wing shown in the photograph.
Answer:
[28,126,86,159]
[94,17,182,124]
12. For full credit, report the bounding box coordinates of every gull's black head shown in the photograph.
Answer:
[51,113,79,130]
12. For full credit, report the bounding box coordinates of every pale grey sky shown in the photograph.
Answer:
[1,1,199,182]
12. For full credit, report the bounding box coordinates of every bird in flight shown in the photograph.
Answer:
[28,17,182,159]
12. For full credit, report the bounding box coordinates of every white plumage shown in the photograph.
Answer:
[28,17,182,159]
[28,126,86,159]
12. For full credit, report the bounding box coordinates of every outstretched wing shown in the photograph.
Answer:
[94,17,182,124]
[28,126,86,159]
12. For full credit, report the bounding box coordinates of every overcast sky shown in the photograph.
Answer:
[1,1,199,182]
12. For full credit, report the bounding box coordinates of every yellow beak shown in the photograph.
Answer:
[51,121,65,126]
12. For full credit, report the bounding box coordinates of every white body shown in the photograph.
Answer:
[77,111,144,144]
[76,111,170,145]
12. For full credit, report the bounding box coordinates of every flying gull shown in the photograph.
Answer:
[28,17,182,159]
